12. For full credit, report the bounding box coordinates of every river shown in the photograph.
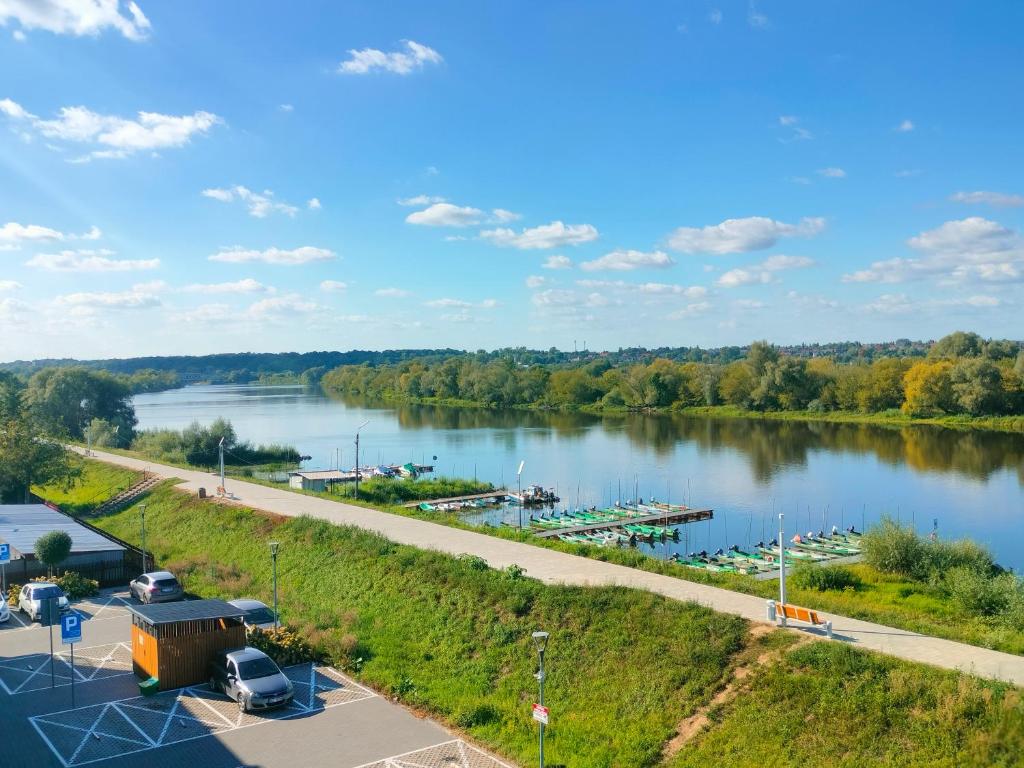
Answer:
[133,384,1024,569]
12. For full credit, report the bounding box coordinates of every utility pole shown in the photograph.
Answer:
[532,631,550,768]
[354,420,369,499]
[270,541,280,629]
[517,460,525,530]
[218,437,226,495]
[778,513,786,627]
[139,504,147,574]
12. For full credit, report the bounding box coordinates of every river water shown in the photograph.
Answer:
[133,384,1024,569]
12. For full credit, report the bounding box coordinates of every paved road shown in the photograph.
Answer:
[0,589,511,768]
[81,448,1024,686]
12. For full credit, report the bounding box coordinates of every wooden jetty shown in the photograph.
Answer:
[402,489,509,507]
[533,508,713,538]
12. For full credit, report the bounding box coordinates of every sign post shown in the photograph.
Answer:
[0,542,9,596]
[61,613,82,708]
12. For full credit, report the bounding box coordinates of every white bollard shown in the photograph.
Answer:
[766,600,777,622]
[825,621,833,640]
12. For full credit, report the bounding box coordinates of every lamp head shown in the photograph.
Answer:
[531,630,549,652]
[269,541,280,556]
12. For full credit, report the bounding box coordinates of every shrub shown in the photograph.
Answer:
[945,568,1019,618]
[791,562,862,592]
[7,583,21,606]
[54,571,100,599]
[861,518,924,578]
[35,530,72,573]
[246,625,320,667]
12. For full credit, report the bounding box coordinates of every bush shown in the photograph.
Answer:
[246,625,320,667]
[35,529,72,572]
[791,562,862,592]
[7,583,20,606]
[945,568,1019,618]
[54,571,100,599]
[861,517,996,581]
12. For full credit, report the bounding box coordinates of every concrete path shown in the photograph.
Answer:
[79,448,1024,687]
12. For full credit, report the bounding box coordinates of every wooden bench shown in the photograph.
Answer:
[769,601,833,638]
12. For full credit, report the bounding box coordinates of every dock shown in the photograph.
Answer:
[752,552,864,580]
[402,489,509,507]
[533,508,713,538]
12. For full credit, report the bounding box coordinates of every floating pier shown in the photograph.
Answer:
[402,489,510,507]
[533,508,713,538]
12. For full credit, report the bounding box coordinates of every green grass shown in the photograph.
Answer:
[673,640,1024,767]
[91,483,746,768]
[32,456,140,516]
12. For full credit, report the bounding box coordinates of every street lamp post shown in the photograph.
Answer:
[516,460,525,530]
[532,630,550,768]
[269,541,280,629]
[778,513,786,627]
[139,504,147,574]
[354,420,369,499]
[218,436,226,496]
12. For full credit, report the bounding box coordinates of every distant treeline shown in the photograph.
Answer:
[321,332,1024,418]
[0,339,965,390]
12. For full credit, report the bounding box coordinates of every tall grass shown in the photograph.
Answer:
[32,457,140,516]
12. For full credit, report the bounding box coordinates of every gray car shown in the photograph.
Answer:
[228,599,277,630]
[209,647,294,712]
[129,571,183,604]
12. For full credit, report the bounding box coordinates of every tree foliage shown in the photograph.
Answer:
[23,367,136,446]
[36,530,73,571]
[0,417,80,503]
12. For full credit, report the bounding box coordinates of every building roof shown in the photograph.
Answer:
[127,598,244,626]
[0,504,125,557]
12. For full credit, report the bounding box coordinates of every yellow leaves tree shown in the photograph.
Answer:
[902,360,955,416]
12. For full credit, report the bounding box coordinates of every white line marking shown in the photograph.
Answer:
[185,689,238,729]
[67,702,111,765]
[155,694,181,745]
[112,702,157,747]
[29,714,70,768]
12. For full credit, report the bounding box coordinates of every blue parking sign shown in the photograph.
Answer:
[61,613,82,646]
[0,542,9,565]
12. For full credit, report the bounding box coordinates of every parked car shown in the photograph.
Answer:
[129,571,184,604]
[228,599,277,630]
[17,582,69,621]
[0,598,10,623]
[209,647,294,712]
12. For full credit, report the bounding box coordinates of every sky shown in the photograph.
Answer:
[1,0,1023,361]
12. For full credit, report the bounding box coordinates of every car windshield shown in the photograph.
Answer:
[33,586,62,599]
[154,578,179,588]
[245,607,275,624]
[237,657,281,680]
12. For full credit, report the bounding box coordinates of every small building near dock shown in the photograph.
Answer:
[287,469,352,492]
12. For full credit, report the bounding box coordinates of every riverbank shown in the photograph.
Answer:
[321,388,1024,434]
[66,477,1024,765]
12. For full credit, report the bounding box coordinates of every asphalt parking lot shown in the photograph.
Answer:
[1,589,515,768]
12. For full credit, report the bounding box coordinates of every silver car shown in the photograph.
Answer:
[129,571,183,604]
[17,582,69,621]
[1,597,11,623]
[228,599,277,630]
[209,647,294,712]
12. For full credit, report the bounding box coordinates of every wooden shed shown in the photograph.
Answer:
[128,599,246,691]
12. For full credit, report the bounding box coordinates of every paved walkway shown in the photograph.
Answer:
[80,448,1024,686]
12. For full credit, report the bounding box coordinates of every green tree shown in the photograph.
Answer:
[0,417,80,503]
[902,360,956,416]
[858,358,912,412]
[24,367,136,446]
[718,361,756,407]
[36,530,73,576]
[928,331,984,359]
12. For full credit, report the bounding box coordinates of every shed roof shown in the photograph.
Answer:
[127,599,244,626]
[288,469,350,481]
[0,504,125,557]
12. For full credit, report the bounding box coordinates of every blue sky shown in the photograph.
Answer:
[1,0,1022,360]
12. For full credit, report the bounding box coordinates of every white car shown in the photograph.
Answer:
[18,582,70,621]
[0,599,9,623]
[229,599,277,630]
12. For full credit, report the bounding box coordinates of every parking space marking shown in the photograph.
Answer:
[350,739,515,768]
[30,664,376,767]
[0,642,133,695]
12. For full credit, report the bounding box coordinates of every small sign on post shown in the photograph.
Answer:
[532,703,549,725]
[0,542,9,594]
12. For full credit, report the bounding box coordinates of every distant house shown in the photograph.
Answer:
[0,504,127,582]
[287,469,353,492]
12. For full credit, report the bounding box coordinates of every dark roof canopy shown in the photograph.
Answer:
[127,599,244,626]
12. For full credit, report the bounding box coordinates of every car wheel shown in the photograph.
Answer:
[237,695,247,713]
[209,676,219,693]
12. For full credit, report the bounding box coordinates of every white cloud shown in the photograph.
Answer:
[667,216,825,254]
[79,225,102,240]
[576,279,707,299]
[786,290,839,310]
[397,194,445,207]
[490,208,521,223]
[716,254,814,288]
[12,28,25,41]
[817,167,846,179]
[307,197,321,210]
[532,288,611,309]
[425,297,497,309]
[201,186,298,218]
[338,40,442,75]
[579,249,674,272]
[26,249,159,272]
[0,221,66,246]
[668,302,712,319]
[279,104,294,112]
[54,284,162,311]
[709,8,723,24]
[178,303,232,325]
[183,278,269,294]
[542,254,572,269]
[480,221,598,249]
[0,0,152,41]
[950,190,1024,208]
[747,1,768,27]
[320,280,348,292]
[208,246,335,266]
[908,217,1017,255]
[375,287,410,298]
[895,119,914,132]
[778,115,812,141]
[0,280,22,291]
[247,294,318,318]
[863,292,1001,315]
[0,297,30,324]
[1,98,221,160]
[406,202,483,227]
[525,275,547,288]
